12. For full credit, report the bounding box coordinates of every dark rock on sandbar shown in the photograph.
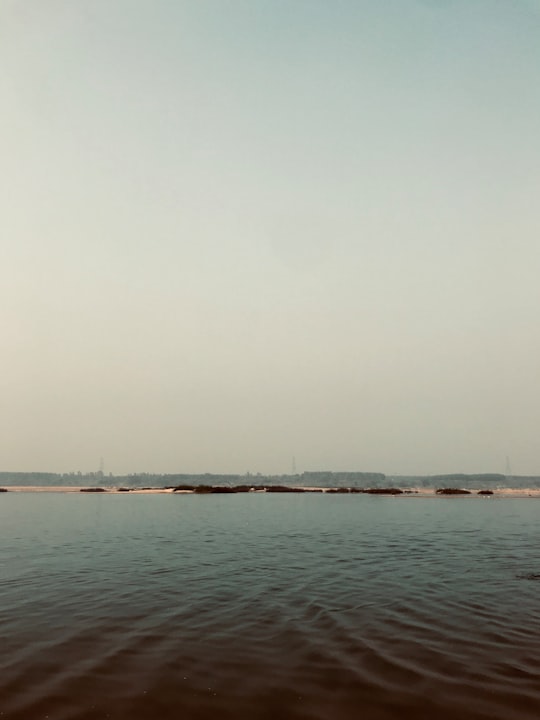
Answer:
[80,488,107,492]
[265,486,306,493]
[117,487,131,492]
[436,488,471,495]
[0,488,8,492]
[364,488,403,495]
[477,490,493,495]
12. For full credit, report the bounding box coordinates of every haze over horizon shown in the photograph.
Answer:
[2,1,540,477]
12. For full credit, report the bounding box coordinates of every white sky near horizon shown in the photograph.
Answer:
[1,0,540,476]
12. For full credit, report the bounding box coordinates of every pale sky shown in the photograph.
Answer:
[1,0,540,476]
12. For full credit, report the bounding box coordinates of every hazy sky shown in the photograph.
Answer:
[2,0,540,476]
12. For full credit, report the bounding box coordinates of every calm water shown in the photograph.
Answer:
[1,493,539,720]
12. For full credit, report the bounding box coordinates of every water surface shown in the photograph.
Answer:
[1,493,539,719]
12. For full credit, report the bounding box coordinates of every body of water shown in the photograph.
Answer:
[1,493,539,719]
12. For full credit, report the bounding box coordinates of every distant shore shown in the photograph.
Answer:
[2,486,540,497]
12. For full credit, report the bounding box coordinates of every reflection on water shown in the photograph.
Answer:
[1,494,539,719]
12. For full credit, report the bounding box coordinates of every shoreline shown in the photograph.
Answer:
[1,486,540,497]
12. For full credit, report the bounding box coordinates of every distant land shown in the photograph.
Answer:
[1,471,539,489]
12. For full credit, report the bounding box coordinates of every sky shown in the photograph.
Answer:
[1,0,540,476]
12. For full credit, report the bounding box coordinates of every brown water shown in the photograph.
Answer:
[1,493,539,719]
